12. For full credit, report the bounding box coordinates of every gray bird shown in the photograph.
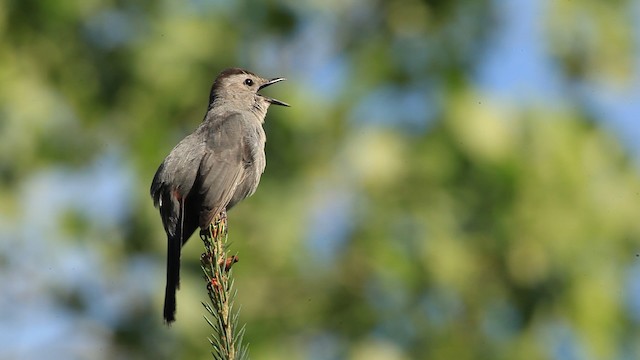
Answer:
[150,68,288,324]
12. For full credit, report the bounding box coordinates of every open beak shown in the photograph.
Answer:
[259,78,290,107]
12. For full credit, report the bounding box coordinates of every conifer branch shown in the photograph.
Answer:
[200,212,248,360]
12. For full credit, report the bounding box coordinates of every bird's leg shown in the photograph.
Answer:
[211,211,238,271]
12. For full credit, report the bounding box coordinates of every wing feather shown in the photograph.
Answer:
[196,113,247,227]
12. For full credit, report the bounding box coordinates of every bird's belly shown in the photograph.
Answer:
[226,168,262,211]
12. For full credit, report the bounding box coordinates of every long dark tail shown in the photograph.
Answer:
[164,233,181,324]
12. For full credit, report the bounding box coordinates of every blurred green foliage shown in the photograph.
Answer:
[1,0,639,359]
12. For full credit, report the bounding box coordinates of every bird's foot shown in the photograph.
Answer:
[199,211,228,240]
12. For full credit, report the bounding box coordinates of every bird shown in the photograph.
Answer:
[150,67,288,324]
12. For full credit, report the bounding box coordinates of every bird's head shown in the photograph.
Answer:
[208,68,289,116]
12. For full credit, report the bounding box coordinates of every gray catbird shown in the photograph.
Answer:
[150,68,288,323]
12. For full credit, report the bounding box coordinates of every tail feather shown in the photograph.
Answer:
[164,234,181,324]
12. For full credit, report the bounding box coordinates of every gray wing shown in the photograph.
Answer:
[150,133,204,238]
[196,112,249,228]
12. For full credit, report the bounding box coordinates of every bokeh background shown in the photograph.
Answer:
[2,0,640,359]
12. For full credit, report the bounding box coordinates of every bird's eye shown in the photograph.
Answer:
[244,78,253,86]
